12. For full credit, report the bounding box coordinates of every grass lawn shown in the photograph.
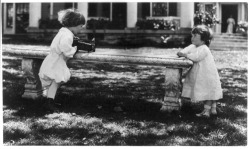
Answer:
[2,44,248,146]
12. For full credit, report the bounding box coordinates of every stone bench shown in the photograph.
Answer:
[4,46,193,112]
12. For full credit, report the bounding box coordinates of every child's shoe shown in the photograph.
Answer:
[43,98,59,113]
[196,110,210,118]
[196,105,211,118]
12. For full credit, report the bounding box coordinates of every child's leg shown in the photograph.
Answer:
[211,101,217,115]
[47,81,60,99]
[205,100,212,107]
[196,100,212,117]
[40,79,60,112]
[40,77,52,98]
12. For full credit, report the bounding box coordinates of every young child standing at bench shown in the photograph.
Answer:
[39,8,86,112]
[177,25,223,118]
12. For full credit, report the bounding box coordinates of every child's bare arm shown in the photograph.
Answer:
[177,51,187,57]
[186,48,208,62]
[177,44,194,57]
[60,36,77,58]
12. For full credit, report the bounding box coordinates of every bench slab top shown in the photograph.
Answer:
[4,45,193,68]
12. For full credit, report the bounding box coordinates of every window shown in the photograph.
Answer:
[53,3,74,18]
[245,3,248,21]
[41,3,78,19]
[169,3,177,16]
[2,3,4,30]
[205,4,213,13]
[152,3,168,16]
[194,2,200,12]
[16,3,29,33]
[195,3,214,14]
[138,3,150,19]
[41,3,50,19]
[88,3,110,18]
[138,2,178,18]
[6,3,14,28]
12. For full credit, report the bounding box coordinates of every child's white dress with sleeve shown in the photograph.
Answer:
[180,44,223,102]
[39,27,77,84]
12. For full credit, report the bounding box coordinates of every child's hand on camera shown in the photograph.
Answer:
[177,52,187,58]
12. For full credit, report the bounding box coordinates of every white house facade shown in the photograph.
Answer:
[2,2,248,34]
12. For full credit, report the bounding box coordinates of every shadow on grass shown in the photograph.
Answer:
[2,54,247,145]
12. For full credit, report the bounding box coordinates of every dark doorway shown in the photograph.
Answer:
[112,3,127,29]
[221,4,238,33]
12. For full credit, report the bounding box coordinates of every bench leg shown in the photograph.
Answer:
[21,58,43,99]
[160,67,182,113]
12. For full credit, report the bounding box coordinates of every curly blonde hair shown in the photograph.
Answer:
[58,8,85,27]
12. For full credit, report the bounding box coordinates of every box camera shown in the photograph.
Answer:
[72,36,95,53]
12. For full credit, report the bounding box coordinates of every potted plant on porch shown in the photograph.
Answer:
[236,21,248,36]
[193,3,219,28]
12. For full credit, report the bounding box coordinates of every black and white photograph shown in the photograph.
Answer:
[1,0,248,147]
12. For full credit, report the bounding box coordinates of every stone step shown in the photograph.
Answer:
[211,38,247,43]
[213,36,247,41]
[210,33,248,51]
[213,33,247,36]
[210,42,248,46]
[213,35,247,38]
[210,46,248,50]
[212,37,248,41]
[212,39,248,43]
[210,46,248,51]
[210,45,248,50]
[210,43,247,47]
[211,43,248,46]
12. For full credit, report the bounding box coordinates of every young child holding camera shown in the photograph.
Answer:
[39,8,86,112]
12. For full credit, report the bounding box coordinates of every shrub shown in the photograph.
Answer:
[39,18,62,29]
[86,18,177,30]
[135,19,177,30]
[86,18,110,29]
[86,18,126,30]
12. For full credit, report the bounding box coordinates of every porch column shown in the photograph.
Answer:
[127,2,138,28]
[29,3,41,28]
[50,3,53,19]
[241,3,246,21]
[180,2,194,28]
[78,2,88,23]
[215,2,221,33]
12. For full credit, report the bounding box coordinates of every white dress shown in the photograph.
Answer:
[227,18,235,34]
[180,44,223,102]
[39,27,77,83]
